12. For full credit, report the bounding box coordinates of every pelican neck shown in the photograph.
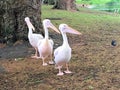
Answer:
[62,32,69,46]
[27,21,33,35]
[28,28,33,35]
[43,24,49,39]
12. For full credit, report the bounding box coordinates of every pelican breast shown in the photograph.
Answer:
[38,39,53,58]
[54,45,71,65]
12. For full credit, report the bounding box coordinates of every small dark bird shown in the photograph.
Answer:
[111,40,117,46]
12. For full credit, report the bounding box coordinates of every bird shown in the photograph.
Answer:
[24,17,44,58]
[54,24,82,76]
[37,19,60,66]
[111,40,117,46]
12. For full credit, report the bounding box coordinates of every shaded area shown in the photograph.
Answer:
[0,33,62,60]
[0,41,32,59]
[0,65,6,73]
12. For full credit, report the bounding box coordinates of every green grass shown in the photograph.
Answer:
[41,5,120,51]
[41,5,120,48]
[42,5,120,33]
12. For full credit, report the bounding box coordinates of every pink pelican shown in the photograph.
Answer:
[25,17,43,58]
[54,24,82,76]
[37,19,60,66]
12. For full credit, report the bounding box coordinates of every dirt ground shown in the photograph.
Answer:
[0,31,120,90]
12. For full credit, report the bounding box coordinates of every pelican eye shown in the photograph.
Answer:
[45,21,50,26]
[63,25,67,29]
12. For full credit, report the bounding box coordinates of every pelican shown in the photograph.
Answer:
[37,19,60,66]
[25,17,43,58]
[54,24,82,76]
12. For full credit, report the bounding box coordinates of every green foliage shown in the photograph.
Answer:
[76,0,120,13]
[76,0,119,4]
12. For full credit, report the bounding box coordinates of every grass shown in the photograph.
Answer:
[42,5,120,32]
[0,5,120,90]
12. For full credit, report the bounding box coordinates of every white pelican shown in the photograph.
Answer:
[37,19,60,66]
[25,17,43,58]
[54,24,82,76]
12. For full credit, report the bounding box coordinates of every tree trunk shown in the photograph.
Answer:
[53,0,77,11]
[43,0,55,5]
[0,0,43,44]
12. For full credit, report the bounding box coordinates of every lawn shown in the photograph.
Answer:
[0,5,120,90]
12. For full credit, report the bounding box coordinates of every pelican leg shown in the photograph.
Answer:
[57,66,64,76]
[31,48,39,58]
[64,63,72,74]
[48,54,54,65]
[42,58,48,66]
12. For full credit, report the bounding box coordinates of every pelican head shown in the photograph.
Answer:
[25,17,35,31]
[43,19,60,33]
[25,17,30,22]
[59,24,82,35]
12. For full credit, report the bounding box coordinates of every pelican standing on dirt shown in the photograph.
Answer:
[25,17,43,58]
[37,19,60,66]
[54,24,82,76]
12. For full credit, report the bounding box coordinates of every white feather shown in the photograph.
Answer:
[54,24,81,68]
[25,17,43,49]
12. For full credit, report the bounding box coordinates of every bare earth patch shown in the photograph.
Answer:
[0,32,120,90]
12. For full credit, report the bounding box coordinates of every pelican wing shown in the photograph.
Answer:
[37,39,43,46]
[29,34,43,48]
[54,46,62,57]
